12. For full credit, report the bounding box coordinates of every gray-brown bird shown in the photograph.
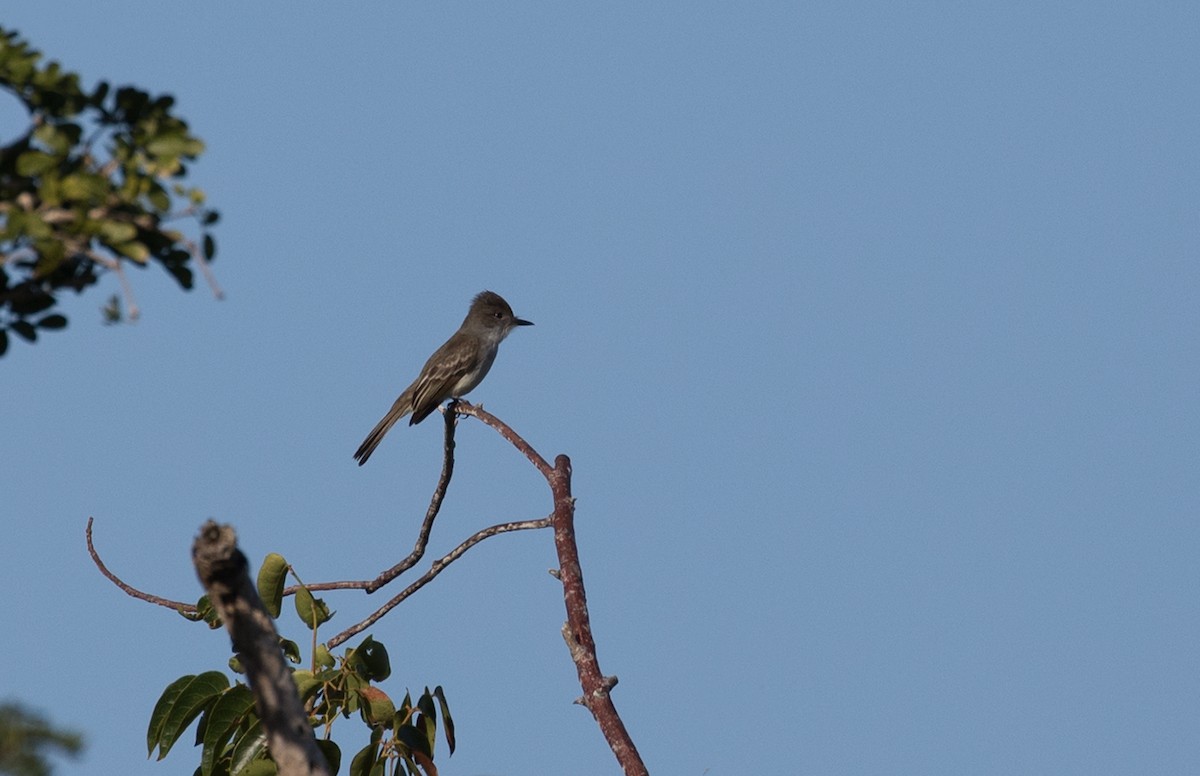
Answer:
[354,290,533,465]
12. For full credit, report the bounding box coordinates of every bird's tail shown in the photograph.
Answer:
[354,392,412,465]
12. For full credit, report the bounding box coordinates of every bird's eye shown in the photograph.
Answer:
[493,312,503,319]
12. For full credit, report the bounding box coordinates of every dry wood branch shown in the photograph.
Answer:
[365,402,459,592]
[86,517,194,613]
[451,400,553,478]
[326,516,551,648]
[192,521,331,776]
[453,402,648,776]
[548,456,648,776]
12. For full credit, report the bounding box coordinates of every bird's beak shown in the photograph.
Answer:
[515,317,534,326]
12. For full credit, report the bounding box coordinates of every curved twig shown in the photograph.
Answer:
[86,517,194,612]
[451,401,553,478]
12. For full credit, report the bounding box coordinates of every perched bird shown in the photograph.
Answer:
[354,290,533,465]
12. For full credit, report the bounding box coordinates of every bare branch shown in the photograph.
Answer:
[546,456,647,776]
[182,234,225,300]
[365,402,459,592]
[451,400,553,478]
[326,516,551,649]
[82,252,141,321]
[86,517,195,613]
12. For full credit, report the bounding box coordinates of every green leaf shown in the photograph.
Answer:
[432,686,455,755]
[235,759,276,776]
[349,740,379,776]
[114,240,149,262]
[147,672,229,759]
[147,675,191,756]
[33,123,77,154]
[416,689,437,755]
[59,172,109,201]
[228,719,266,776]
[97,220,138,244]
[255,553,287,618]
[314,644,334,670]
[147,182,171,211]
[280,638,301,664]
[292,670,321,703]
[146,132,204,158]
[201,685,256,776]
[293,585,332,631]
[187,595,222,628]
[357,687,396,728]
[36,313,67,329]
[15,150,58,176]
[314,739,341,775]
[347,636,390,681]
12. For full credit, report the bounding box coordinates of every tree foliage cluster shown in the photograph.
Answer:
[0,702,83,776]
[0,26,219,357]
[148,552,453,776]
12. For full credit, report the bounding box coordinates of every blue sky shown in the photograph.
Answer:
[3,3,1197,775]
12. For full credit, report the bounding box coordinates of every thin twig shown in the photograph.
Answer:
[365,402,458,592]
[107,256,140,321]
[184,233,225,300]
[279,406,460,597]
[86,517,194,612]
[325,517,551,648]
[452,400,553,478]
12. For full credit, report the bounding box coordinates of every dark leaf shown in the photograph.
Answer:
[148,671,229,760]
[165,261,194,289]
[314,740,341,776]
[36,313,67,329]
[347,636,390,681]
[201,685,255,776]
[11,320,37,342]
[348,741,379,776]
[227,719,266,776]
[432,686,455,755]
[9,287,55,315]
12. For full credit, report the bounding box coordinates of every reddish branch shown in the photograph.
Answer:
[454,402,649,776]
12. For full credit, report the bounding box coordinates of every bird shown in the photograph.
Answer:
[353,290,533,465]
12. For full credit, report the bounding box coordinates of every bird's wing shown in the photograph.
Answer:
[408,333,479,424]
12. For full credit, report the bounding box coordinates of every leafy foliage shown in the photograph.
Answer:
[0,26,220,357]
[0,703,84,776]
[149,555,454,776]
